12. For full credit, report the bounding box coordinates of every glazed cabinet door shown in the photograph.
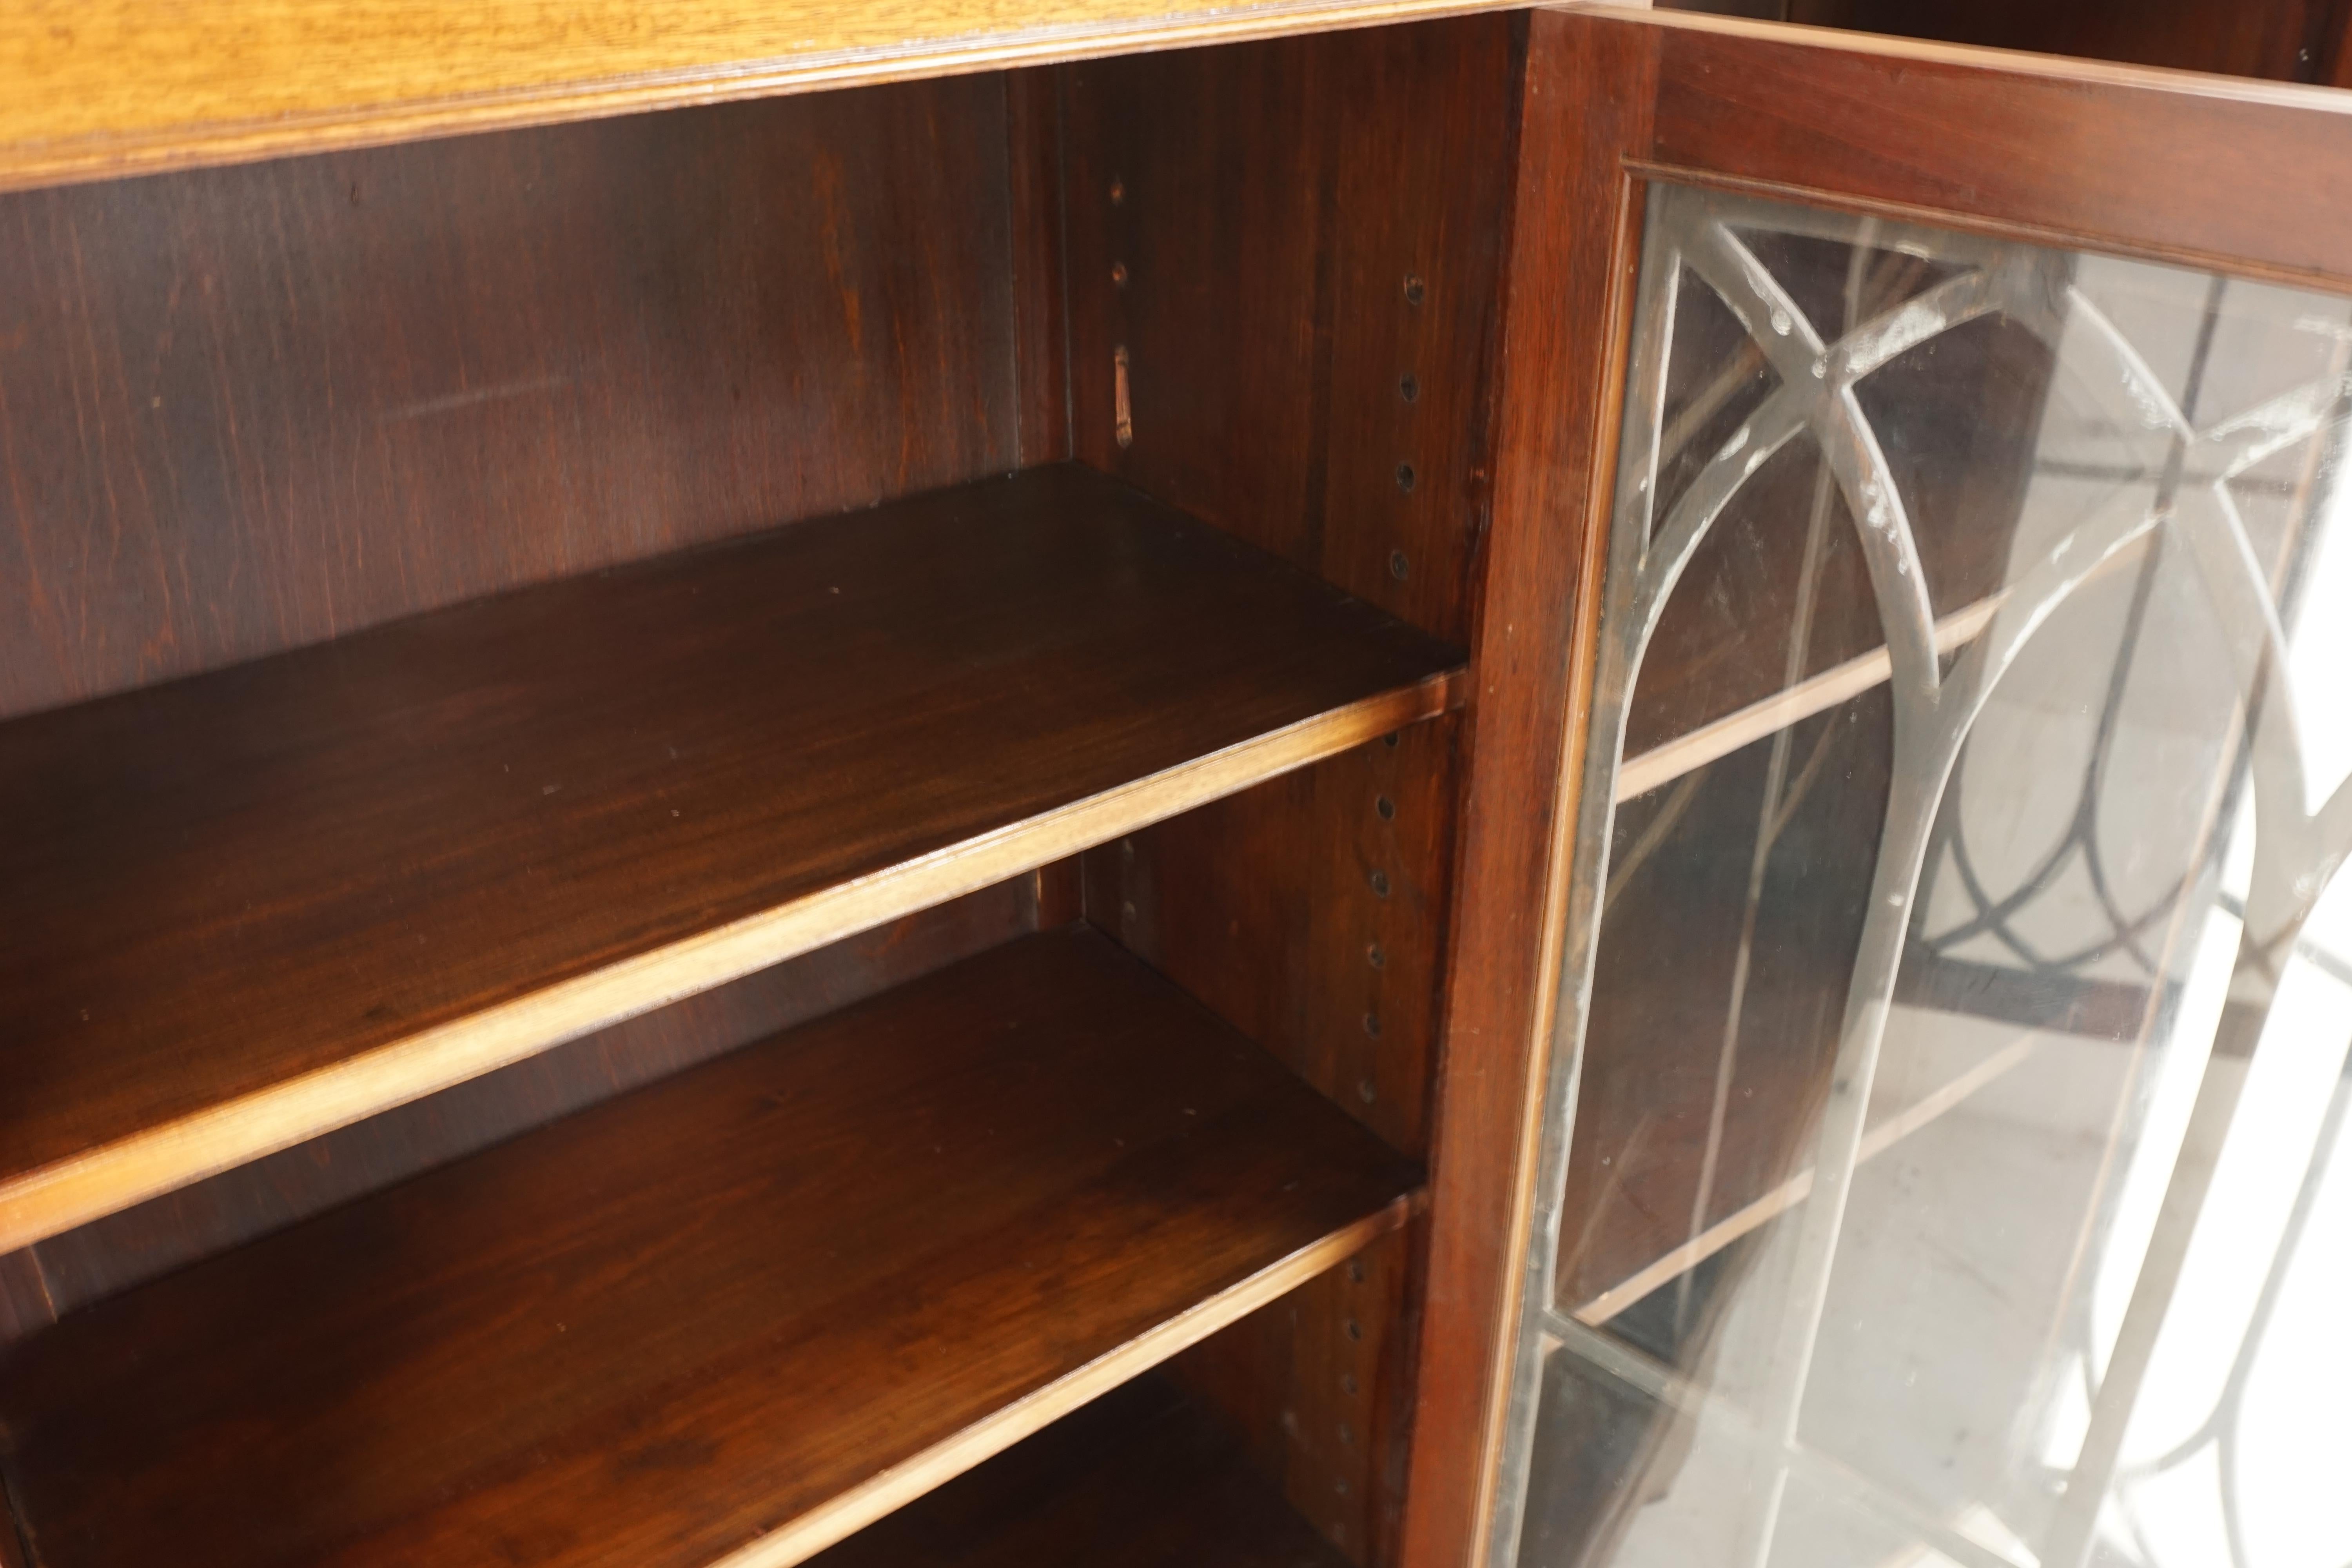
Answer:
[1413,12,2352,1568]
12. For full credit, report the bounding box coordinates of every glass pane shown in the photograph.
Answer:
[1493,184,2352,1568]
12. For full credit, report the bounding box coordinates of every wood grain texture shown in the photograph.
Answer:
[1617,5,2352,292]
[0,1249,50,1350]
[0,0,1522,195]
[1161,1222,1424,1566]
[1007,69,1074,467]
[1089,722,1464,1164]
[1828,0,2352,85]
[0,462,1465,1253]
[0,1483,24,1568]
[806,1373,1353,1568]
[1400,15,1647,1567]
[9,881,1032,1330]
[1060,25,1517,1561]
[0,927,1424,1568]
[1064,16,1517,646]
[0,78,1017,724]
[1085,724,1461,1566]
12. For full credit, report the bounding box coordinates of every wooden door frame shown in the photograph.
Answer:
[1401,9,2352,1565]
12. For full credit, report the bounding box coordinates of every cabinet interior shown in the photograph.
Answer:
[0,17,1522,1568]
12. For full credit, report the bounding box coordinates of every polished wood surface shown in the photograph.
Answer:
[1059,24,1519,1558]
[0,1250,48,1347]
[0,928,1423,1568]
[0,1485,23,1568]
[1007,69,1075,469]
[1615,5,2352,292]
[0,462,1465,1253]
[1811,0,2352,85]
[2,880,1033,1334]
[1400,16,1649,1566]
[0,71,1020,1336]
[809,1373,1353,1568]
[1064,18,1517,646]
[0,0,1517,196]
[1401,11,2352,1563]
[0,79,1016,725]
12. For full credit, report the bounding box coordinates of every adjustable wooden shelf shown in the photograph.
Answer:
[0,462,1458,1252]
[0,929,1417,1568]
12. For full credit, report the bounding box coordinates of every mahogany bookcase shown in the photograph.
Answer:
[0,7,2345,1568]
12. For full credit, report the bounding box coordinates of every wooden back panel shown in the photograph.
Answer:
[0,74,1031,1334]
[0,75,1018,723]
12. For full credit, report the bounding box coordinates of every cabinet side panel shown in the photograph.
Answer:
[1064,16,1515,646]
[1062,19,1518,1566]
[0,75,1016,723]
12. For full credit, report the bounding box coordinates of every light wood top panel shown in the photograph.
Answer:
[0,462,1464,1254]
[0,0,1512,193]
[0,928,1421,1568]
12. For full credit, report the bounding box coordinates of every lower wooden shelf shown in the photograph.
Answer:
[809,1372,1352,1568]
[0,927,1419,1568]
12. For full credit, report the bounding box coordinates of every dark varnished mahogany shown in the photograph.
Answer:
[1644,13,2352,293]
[7,880,1037,1332]
[0,78,1018,726]
[0,71,1033,1331]
[0,927,1422,1568]
[1060,23,1518,1556]
[1401,16,1649,1566]
[0,461,1463,1252]
[1405,12,2352,1564]
[808,1373,1352,1568]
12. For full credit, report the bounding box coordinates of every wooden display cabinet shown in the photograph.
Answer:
[1,6,2346,1568]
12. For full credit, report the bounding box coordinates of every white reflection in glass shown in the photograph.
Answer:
[1493,189,2352,1568]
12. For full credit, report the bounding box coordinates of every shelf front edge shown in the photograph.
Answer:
[0,667,1461,1255]
[719,1194,1415,1568]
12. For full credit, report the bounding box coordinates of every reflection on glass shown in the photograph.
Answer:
[1493,185,2352,1568]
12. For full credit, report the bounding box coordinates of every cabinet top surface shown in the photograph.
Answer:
[1,0,1507,192]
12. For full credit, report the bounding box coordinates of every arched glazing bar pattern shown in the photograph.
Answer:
[1493,186,2352,1568]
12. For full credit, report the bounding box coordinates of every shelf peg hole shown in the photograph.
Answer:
[1356,1078,1377,1105]
[1363,1011,1381,1038]
[1375,795,1395,820]
[1389,548,1409,581]
[1403,273,1425,305]
[1110,260,1129,287]
[1110,176,1125,204]
[1367,869,1390,898]
[1395,462,1416,494]
[1400,372,1419,403]
[1367,943,1385,969]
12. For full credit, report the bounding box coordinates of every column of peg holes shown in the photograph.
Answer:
[1081,715,1457,1568]
[1060,24,1516,1562]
